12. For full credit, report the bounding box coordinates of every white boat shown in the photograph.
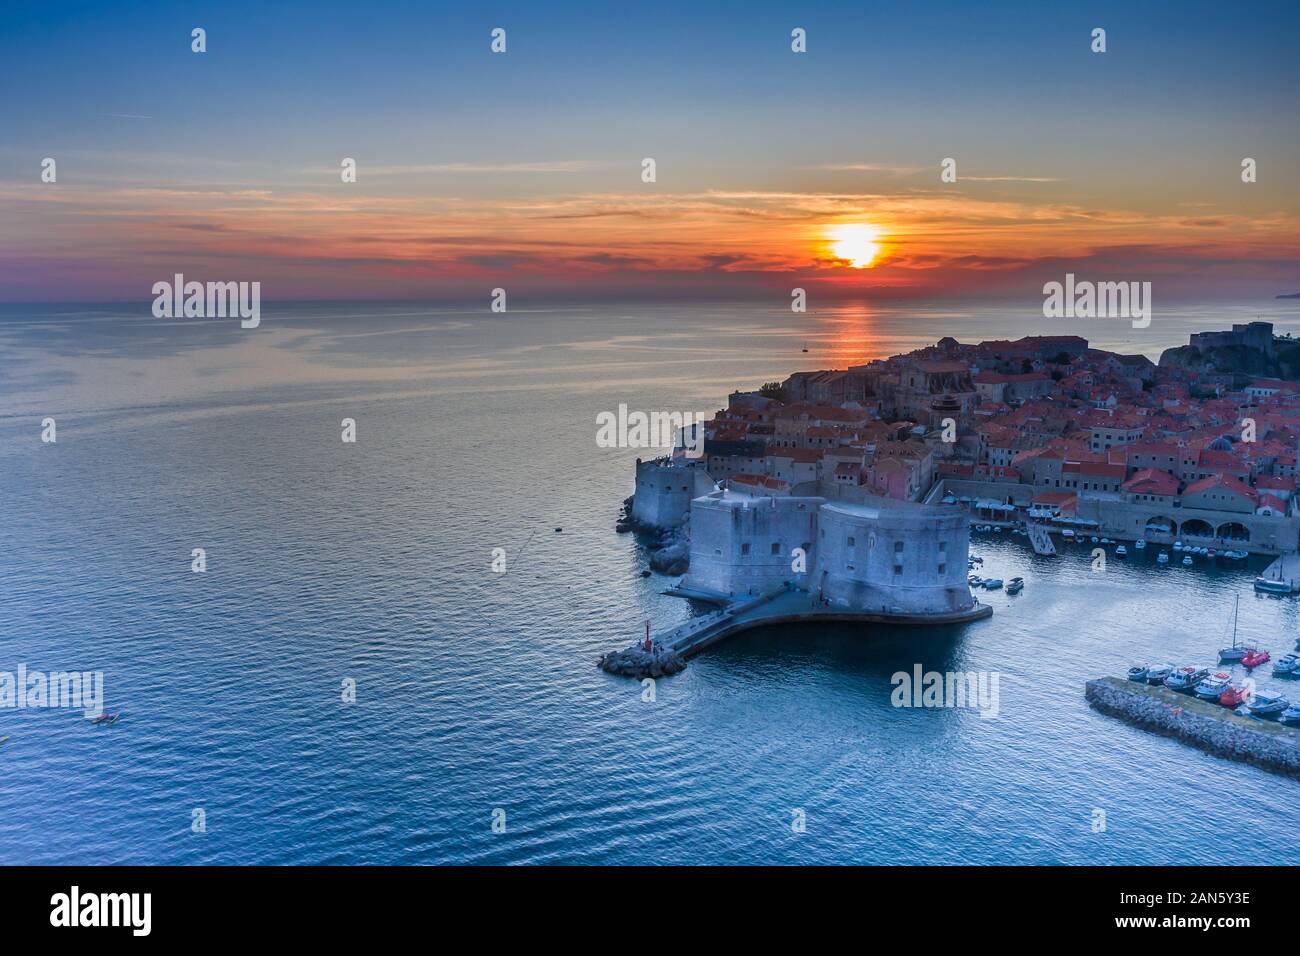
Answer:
[1173,541,1183,551]
[1165,666,1211,692]
[1195,672,1232,700]
[1157,552,1170,564]
[1272,653,1300,676]
[1182,555,1194,566]
[1090,536,1098,543]
[1246,692,1289,719]
[1134,539,1146,550]
[1006,577,1024,594]
[1115,545,1128,556]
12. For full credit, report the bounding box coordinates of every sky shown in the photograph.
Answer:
[1,0,1298,303]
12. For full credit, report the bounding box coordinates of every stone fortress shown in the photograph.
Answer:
[630,455,984,622]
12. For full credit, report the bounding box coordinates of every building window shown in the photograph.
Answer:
[938,563,946,575]
[771,542,781,555]
[847,536,855,547]
[894,541,904,553]
[741,543,750,556]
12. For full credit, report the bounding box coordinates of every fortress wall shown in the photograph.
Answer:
[813,501,975,615]
[681,493,824,597]
[631,458,709,529]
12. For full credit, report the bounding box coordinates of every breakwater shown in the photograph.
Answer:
[1086,676,1300,778]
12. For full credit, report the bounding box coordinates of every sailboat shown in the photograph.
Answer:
[1218,595,1247,661]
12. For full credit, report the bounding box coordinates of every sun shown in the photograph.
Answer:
[829,223,882,269]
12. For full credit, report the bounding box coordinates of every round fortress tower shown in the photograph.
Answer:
[813,499,975,615]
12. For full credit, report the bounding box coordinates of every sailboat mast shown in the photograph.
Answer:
[1233,593,1240,647]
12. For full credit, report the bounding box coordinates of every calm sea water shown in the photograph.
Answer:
[2,298,1299,865]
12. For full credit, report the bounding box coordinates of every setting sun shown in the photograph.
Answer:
[830,223,883,268]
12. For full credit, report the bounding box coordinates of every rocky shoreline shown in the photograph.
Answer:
[1086,676,1300,778]
[615,496,690,576]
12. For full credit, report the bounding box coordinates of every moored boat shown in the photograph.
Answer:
[1115,545,1128,556]
[1218,595,1246,660]
[1182,555,1194,566]
[1194,672,1232,700]
[1006,577,1024,594]
[1280,703,1300,725]
[1272,653,1299,676]
[982,578,1003,590]
[1127,665,1150,682]
[1157,552,1170,564]
[1242,647,1271,669]
[1134,539,1146,550]
[1219,683,1250,708]
[1145,663,1174,685]
[1165,666,1211,692]
[1254,576,1293,594]
[1246,691,1289,719]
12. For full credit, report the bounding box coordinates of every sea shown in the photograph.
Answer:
[2,297,1299,865]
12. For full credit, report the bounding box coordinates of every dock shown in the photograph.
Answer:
[1086,676,1300,778]
[1255,552,1300,594]
[1023,522,1057,556]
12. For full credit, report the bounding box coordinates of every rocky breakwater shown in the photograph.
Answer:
[1086,676,1300,778]
[598,643,686,679]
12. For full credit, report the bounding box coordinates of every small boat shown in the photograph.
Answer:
[968,574,983,586]
[1195,672,1232,700]
[1242,648,1271,669]
[1127,665,1150,682]
[1255,577,1293,594]
[1280,704,1300,726]
[1208,549,1217,558]
[1246,692,1289,719]
[1182,555,1194,566]
[801,345,809,353]
[1157,552,1170,564]
[1006,577,1024,594]
[1145,663,1174,685]
[1134,539,1146,550]
[1062,529,1075,539]
[1219,595,1246,660]
[1273,653,1300,676]
[1115,545,1128,556]
[91,713,121,726]
[1090,536,1098,543]
[982,578,1004,590]
[1165,666,1211,692]
[1173,541,1183,551]
[1219,683,1251,708]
